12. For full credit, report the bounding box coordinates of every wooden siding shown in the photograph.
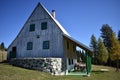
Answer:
[63,37,77,59]
[8,3,64,58]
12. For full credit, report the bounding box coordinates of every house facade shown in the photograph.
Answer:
[7,3,92,75]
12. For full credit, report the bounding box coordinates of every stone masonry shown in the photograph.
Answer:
[10,58,62,75]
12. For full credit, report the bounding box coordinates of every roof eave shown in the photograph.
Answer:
[63,34,93,54]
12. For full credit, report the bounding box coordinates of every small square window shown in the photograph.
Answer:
[27,42,33,50]
[29,24,35,32]
[43,41,49,49]
[41,22,47,30]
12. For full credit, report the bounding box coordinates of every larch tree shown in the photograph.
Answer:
[110,33,120,72]
[97,38,108,65]
[90,34,98,64]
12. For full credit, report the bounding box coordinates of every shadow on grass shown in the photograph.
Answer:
[92,70,106,74]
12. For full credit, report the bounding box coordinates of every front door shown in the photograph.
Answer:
[10,47,16,58]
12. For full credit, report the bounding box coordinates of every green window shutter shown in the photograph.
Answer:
[29,24,35,32]
[41,22,47,30]
[27,42,33,50]
[43,41,49,49]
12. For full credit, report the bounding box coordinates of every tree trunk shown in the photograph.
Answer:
[116,59,119,72]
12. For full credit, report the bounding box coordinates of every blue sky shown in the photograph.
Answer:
[0,0,120,48]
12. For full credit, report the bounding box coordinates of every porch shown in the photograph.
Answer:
[63,34,92,76]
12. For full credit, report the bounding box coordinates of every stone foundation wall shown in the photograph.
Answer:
[10,58,62,75]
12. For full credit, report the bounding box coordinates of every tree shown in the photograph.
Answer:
[100,24,113,65]
[118,30,120,43]
[0,42,5,51]
[110,33,120,72]
[90,34,98,64]
[97,38,108,65]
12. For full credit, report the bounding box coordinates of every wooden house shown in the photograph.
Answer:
[7,3,92,75]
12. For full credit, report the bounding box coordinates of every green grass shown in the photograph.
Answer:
[0,63,120,80]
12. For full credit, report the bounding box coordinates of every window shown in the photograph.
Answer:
[68,58,73,65]
[41,22,47,30]
[29,24,35,32]
[43,41,49,49]
[69,58,71,65]
[27,42,33,50]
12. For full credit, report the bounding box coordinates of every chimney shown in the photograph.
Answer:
[52,10,55,18]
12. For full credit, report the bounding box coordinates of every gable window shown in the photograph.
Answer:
[43,41,49,49]
[27,42,33,50]
[29,24,35,32]
[41,22,47,30]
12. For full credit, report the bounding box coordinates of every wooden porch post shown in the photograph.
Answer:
[85,50,91,76]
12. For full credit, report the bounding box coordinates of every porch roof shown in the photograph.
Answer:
[63,34,93,54]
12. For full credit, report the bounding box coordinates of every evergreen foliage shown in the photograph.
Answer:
[90,34,98,64]
[118,30,120,43]
[0,42,5,51]
[110,33,120,72]
[100,24,113,49]
[97,38,108,65]
[100,24,113,66]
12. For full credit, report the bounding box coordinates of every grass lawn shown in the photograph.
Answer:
[0,63,120,80]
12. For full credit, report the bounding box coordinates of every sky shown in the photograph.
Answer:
[0,0,120,48]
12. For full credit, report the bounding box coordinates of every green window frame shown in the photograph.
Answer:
[41,22,47,30]
[43,41,49,49]
[29,24,35,32]
[27,42,33,50]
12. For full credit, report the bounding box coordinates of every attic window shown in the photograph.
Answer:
[29,24,35,32]
[41,22,47,30]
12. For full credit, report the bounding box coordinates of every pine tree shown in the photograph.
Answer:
[0,42,5,51]
[90,34,98,64]
[100,24,113,49]
[100,24,113,65]
[110,33,120,72]
[118,30,120,43]
[97,38,108,65]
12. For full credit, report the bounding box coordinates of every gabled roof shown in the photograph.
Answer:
[8,3,92,54]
